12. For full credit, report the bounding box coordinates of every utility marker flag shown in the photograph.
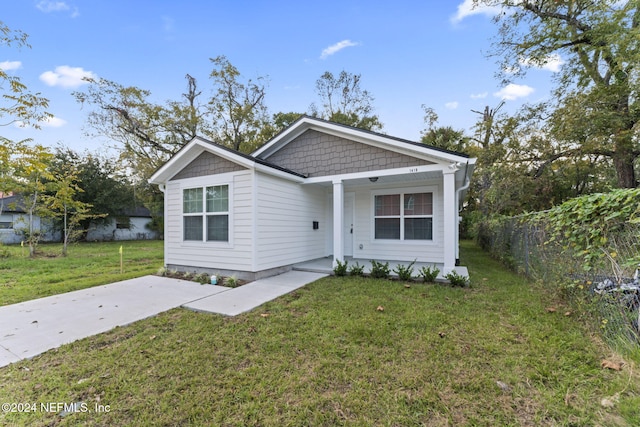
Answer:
[119,245,123,273]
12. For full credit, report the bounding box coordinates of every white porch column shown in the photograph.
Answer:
[442,164,459,273]
[332,179,344,268]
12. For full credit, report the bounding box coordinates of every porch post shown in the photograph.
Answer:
[442,164,459,273]
[332,179,344,268]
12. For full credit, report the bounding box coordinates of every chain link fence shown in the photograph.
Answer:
[475,215,640,348]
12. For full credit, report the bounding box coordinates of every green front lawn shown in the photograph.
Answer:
[0,240,164,306]
[1,241,638,425]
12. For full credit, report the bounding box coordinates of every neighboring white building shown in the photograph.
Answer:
[0,195,158,244]
[149,116,476,281]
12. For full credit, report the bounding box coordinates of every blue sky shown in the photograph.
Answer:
[2,0,562,153]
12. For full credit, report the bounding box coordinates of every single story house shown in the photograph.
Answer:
[0,195,159,244]
[0,195,60,244]
[149,116,476,281]
[86,207,159,242]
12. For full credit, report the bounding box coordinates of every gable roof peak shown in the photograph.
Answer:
[252,115,473,164]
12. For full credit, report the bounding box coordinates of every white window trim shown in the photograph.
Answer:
[370,185,438,245]
[180,178,234,248]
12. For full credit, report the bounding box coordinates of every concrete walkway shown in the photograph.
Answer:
[183,270,327,316]
[0,271,327,368]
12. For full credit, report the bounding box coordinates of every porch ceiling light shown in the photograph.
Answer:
[369,177,378,182]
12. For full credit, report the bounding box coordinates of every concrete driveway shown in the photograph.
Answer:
[0,276,227,368]
[0,271,327,368]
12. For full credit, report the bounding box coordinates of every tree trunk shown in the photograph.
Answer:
[613,134,637,188]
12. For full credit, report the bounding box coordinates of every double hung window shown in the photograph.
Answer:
[374,192,433,240]
[183,185,229,242]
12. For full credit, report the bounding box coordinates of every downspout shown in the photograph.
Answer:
[454,162,470,265]
[455,161,471,212]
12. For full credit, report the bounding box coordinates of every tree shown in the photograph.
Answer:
[12,144,54,256]
[207,55,271,153]
[419,105,470,152]
[310,70,383,131]
[74,74,207,177]
[43,161,104,255]
[477,0,640,187]
[1,21,51,218]
[0,21,51,130]
[50,148,138,239]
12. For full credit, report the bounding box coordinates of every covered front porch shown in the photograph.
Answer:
[306,161,471,276]
[292,256,469,281]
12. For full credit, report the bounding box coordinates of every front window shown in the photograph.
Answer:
[0,214,13,230]
[183,185,229,242]
[374,192,432,240]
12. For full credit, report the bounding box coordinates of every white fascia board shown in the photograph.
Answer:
[251,117,315,157]
[312,124,470,164]
[253,116,472,165]
[148,137,255,184]
[148,138,203,184]
[253,163,306,183]
[302,163,446,185]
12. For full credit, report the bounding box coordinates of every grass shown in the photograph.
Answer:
[0,240,164,306]
[1,241,639,425]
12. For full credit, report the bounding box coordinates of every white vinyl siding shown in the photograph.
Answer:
[350,182,443,263]
[164,170,254,271]
[255,172,326,270]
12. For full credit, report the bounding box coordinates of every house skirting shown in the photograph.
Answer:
[166,263,294,282]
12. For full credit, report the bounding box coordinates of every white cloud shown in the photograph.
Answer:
[36,1,69,12]
[445,101,459,110]
[493,83,534,100]
[0,61,22,71]
[519,54,565,72]
[451,0,502,24]
[470,92,488,99]
[36,1,79,17]
[39,65,96,88]
[41,116,67,128]
[320,40,359,59]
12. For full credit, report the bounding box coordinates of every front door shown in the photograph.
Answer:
[343,192,355,256]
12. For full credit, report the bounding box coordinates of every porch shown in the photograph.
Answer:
[293,256,469,281]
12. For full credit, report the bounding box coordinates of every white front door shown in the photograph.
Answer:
[343,192,355,256]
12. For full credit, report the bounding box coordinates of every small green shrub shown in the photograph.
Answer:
[194,272,210,284]
[156,266,168,276]
[393,260,415,281]
[224,275,239,287]
[333,259,349,276]
[370,260,390,279]
[349,262,365,276]
[418,265,440,283]
[444,270,469,287]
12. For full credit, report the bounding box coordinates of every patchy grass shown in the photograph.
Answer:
[0,241,638,425]
[0,240,164,306]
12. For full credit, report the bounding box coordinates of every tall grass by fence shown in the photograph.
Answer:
[475,214,640,351]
